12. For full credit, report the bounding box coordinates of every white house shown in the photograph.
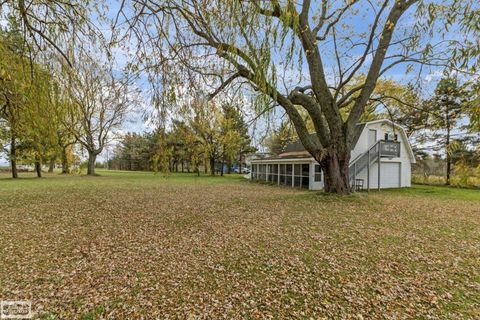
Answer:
[248,119,416,191]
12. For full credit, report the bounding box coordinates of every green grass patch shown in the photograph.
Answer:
[382,184,480,201]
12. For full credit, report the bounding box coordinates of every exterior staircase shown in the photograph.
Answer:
[349,140,400,191]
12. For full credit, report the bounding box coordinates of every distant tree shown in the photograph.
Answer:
[169,120,191,172]
[265,121,296,155]
[66,55,136,175]
[151,129,174,174]
[427,75,468,185]
[113,133,147,171]
[183,127,204,176]
[190,100,223,175]
[220,104,255,174]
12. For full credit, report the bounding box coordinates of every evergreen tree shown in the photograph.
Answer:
[427,76,468,185]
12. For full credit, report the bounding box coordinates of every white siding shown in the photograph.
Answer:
[350,121,413,189]
[310,161,324,190]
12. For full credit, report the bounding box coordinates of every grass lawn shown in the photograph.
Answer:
[1,170,479,319]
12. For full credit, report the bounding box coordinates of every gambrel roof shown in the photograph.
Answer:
[283,123,366,154]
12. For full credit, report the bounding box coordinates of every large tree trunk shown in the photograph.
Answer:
[221,160,224,176]
[35,161,42,178]
[319,147,350,195]
[48,155,55,173]
[61,147,70,174]
[87,151,97,175]
[10,135,18,179]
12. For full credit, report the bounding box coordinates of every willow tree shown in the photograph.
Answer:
[119,0,479,193]
[0,30,54,178]
[0,35,24,178]
[1,0,95,66]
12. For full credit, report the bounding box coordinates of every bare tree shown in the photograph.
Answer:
[66,55,136,175]
[117,0,479,194]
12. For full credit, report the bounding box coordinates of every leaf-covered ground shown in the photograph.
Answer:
[0,171,479,319]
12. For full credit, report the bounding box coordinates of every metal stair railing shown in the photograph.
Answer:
[348,140,401,191]
[349,140,381,191]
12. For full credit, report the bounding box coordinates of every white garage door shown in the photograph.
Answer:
[380,162,400,188]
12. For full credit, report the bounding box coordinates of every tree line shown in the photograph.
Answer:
[110,102,255,175]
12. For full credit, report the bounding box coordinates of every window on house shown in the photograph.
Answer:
[385,132,399,141]
[314,165,322,182]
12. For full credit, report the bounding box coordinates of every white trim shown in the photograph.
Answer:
[251,158,315,164]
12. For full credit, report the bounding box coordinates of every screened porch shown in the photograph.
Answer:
[250,162,322,189]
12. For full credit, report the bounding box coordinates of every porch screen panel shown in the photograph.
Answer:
[293,164,301,187]
[279,164,286,185]
[301,164,310,188]
[254,162,310,189]
[268,163,278,183]
[267,164,275,183]
[292,163,310,188]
